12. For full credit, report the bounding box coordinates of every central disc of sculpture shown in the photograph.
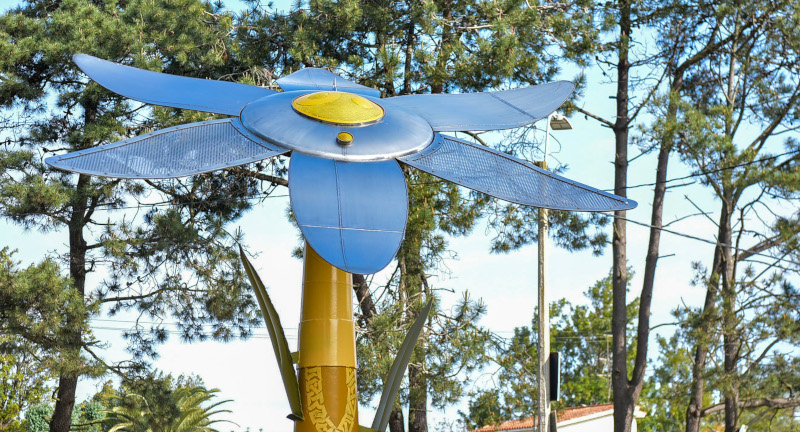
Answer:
[239,91,434,161]
[292,91,384,125]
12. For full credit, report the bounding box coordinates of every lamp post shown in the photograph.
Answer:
[537,112,572,432]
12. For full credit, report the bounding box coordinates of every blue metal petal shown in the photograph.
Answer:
[385,81,575,132]
[45,119,288,178]
[399,134,637,211]
[73,54,274,115]
[277,68,381,98]
[289,153,408,274]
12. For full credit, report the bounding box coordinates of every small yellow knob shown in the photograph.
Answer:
[336,132,354,146]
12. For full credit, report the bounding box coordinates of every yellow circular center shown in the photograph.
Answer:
[292,91,384,125]
[336,132,354,145]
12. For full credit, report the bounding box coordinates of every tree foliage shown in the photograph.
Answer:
[23,400,104,432]
[102,375,234,432]
[0,1,285,430]
[4,1,799,432]
[0,333,54,431]
[460,272,640,430]
[647,1,800,428]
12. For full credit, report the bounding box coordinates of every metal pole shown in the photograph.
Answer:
[536,160,550,432]
[296,243,359,432]
[536,114,552,432]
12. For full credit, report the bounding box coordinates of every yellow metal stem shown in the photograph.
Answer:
[296,243,359,432]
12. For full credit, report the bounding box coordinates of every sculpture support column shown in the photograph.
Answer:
[295,243,359,432]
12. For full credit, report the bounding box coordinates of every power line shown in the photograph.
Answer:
[603,212,800,267]
[88,320,613,342]
[2,153,797,266]
[3,200,794,267]
[0,191,288,218]
[89,325,297,340]
[5,148,794,216]
[412,148,800,192]
[618,149,800,191]
[87,325,610,343]
[90,318,298,332]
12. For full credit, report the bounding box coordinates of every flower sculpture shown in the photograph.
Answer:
[47,54,634,275]
[46,55,638,432]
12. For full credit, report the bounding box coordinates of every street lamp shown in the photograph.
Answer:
[538,112,572,432]
[543,112,573,162]
[549,112,573,130]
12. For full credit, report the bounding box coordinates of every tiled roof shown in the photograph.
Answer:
[558,403,614,422]
[472,404,615,432]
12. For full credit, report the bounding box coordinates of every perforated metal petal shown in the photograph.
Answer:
[399,134,636,211]
[73,54,274,115]
[385,81,575,132]
[289,153,408,274]
[46,119,288,179]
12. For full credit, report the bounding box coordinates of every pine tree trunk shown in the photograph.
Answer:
[723,340,739,432]
[376,33,396,97]
[402,19,415,96]
[721,24,740,432]
[389,408,405,432]
[352,274,377,325]
[611,1,632,431]
[625,54,688,432]
[687,18,741,428]
[50,197,89,432]
[408,365,427,432]
[719,203,738,432]
[430,2,451,94]
[49,375,78,432]
[50,101,93,431]
[685,203,731,432]
[629,99,671,410]
[684,263,721,432]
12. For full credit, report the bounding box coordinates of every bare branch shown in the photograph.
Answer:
[701,398,800,417]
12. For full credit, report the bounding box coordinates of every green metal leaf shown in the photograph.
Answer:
[239,246,303,421]
[359,426,379,432]
[371,300,433,432]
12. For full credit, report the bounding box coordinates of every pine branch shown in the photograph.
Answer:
[227,167,288,187]
[573,106,613,128]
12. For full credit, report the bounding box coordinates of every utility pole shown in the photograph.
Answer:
[536,164,550,432]
[537,113,572,432]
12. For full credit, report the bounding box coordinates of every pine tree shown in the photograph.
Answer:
[0,1,288,430]
[658,2,800,428]
[568,1,790,430]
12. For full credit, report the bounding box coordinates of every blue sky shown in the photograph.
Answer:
[1,0,783,430]
[0,69,723,431]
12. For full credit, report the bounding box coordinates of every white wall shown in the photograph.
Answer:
[559,413,615,432]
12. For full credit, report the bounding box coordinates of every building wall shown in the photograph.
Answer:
[559,414,614,432]
[558,412,639,432]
